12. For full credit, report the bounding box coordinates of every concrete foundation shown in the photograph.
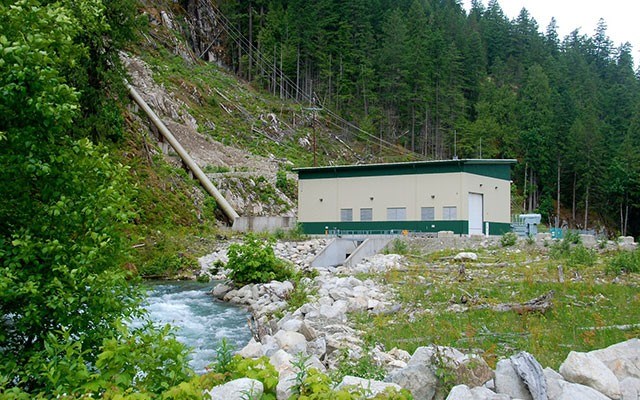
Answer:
[232,216,296,233]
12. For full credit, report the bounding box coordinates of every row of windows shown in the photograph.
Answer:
[340,206,457,222]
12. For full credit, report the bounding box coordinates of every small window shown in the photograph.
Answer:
[340,208,353,222]
[421,207,435,221]
[443,206,457,220]
[387,207,406,221]
[360,208,373,221]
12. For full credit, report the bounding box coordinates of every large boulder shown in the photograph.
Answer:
[590,338,640,381]
[237,338,263,359]
[559,351,621,399]
[446,385,510,400]
[337,376,403,398]
[509,352,546,400]
[494,359,532,400]
[385,347,438,400]
[273,330,308,356]
[211,282,234,299]
[206,378,263,400]
[620,377,640,400]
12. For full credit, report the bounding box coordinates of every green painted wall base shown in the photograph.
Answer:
[300,220,511,236]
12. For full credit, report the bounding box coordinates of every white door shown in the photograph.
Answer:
[468,193,484,235]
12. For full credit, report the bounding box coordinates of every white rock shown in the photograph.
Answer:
[276,372,297,400]
[555,381,611,400]
[299,320,318,341]
[559,351,621,399]
[211,282,234,299]
[348,296,369,312]
[338,376,402,397]
[544,367,564,400]
[620,377,640,400]
[385,364,437,400]
[307,336,327,358]
[590,338,640,381]
[206,378,263,400]
[319,300,348,322]
[238,338,263,358]
[495,359,532,400]
[265,280,294,299]
[274,330,307,355]
[269,349,295,376]
[262,335,279,357]
[388,348,411,362]
[280,318,303,332]
[454,252,478,261]
[446,385,511,400]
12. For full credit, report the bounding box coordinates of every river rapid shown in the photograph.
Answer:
[142,280,252,373]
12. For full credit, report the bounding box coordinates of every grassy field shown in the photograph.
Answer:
[354,237,640,370]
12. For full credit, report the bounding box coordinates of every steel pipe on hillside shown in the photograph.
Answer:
[127,84,240,223]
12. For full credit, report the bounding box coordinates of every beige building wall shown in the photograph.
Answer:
[298,172,510,223]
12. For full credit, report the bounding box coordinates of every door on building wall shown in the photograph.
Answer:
[468,193,484,235]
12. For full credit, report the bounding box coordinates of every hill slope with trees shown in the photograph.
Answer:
[216,0,640,235]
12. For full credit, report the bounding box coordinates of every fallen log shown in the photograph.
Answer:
[489,290,555,314]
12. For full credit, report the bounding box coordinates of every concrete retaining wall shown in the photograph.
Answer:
[232,216,296,233]
[311,238,362,268]
[344,237,394,267]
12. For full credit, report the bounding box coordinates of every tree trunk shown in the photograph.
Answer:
[523,163,528,212]
[572,172,577,223]
[584,184,589,230]
[248,2,252,81]
[556,159,561,228]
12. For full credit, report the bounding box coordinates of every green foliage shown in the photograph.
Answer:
[226,234,294,285]
[295,367,413,400]
[276,169,297,200]
[140,253,199,278]
[606,250,640,275]
[286,275,318,313]
[93,323,194,395]
[209,338,236,375]
[385,238,409,255]
[330,348,387,382]
[500,232,518,247]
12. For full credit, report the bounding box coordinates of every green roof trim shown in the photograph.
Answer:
[294,159,516,181]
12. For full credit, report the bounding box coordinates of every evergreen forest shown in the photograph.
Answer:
[219,0,640,235]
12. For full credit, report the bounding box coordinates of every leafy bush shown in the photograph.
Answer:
[227,234,294,285]
[566,244,596,269]
[385,238,409,255]
[606,250,640,275]
[500,232,518,247]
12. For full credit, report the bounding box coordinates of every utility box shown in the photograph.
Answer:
[518,213,541,236]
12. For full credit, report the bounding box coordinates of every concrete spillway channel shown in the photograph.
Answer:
[127,84,240,224]
[311,236,396,269]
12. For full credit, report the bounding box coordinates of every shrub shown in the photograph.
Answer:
[606,250,640,275]
[386,238,409,255]
[500,232,518,247]
[226,234,294,285]
[330,348,387,382]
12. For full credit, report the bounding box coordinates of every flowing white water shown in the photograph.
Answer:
[142,281,252,373]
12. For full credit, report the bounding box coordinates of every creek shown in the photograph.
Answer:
[143,280,252,373]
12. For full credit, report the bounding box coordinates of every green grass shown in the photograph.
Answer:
[354,246,640,369]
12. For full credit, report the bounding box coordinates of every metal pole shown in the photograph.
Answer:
[128,84,240,223]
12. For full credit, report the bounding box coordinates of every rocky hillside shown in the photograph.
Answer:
[124,1,413,220]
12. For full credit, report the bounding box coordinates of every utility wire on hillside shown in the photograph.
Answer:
[189,0,424,162]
